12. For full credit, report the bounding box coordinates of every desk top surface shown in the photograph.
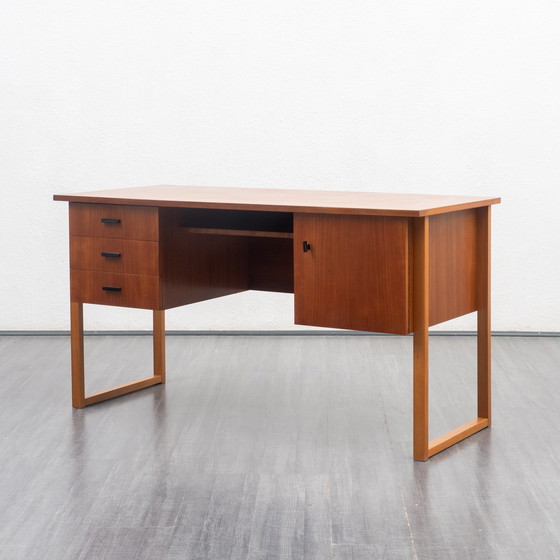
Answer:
[54,185,500,217]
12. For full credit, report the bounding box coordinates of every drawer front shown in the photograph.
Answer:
[70,237,159,275]
[70,270,160,309]
[69,203,159,240]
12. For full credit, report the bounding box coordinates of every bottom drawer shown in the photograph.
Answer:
[71,270,160,309]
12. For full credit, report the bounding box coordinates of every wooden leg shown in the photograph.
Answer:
[153,310,166,383]
[412,211,491,460]
[69,304,166,408]
[413,218,430,461]
[477,206,491,424]
[70,302,85,408]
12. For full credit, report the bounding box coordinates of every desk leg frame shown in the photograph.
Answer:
[413,208,491,461]
[70,303,166,408]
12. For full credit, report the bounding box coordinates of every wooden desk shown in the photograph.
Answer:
[54,186,501,461]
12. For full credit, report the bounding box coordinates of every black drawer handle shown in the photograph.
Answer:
[102,286,122,292]
[101,251,121,258]
[100,218,121,224]
[302,241,311,252]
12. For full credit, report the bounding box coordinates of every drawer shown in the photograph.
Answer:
[70,237,159,275]
[69,203,159,240]
[70,270,161,309]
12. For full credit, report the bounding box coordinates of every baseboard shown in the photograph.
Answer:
[0,330,559,337]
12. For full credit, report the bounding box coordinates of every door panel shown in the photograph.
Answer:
[294,214,410,334]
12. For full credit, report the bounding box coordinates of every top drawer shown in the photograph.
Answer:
[69,203,159,241]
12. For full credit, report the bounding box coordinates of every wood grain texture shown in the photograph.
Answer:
[248,237,294,293]
[182,227,293,238]
[179,207,294,233]
[412,217,430,462]
[55,185,501,217]
[153,310,166,383]
[428,417,489,457]
[158,208,248,309]
[294,214,410,334]
[70,270,160,309]
[69,202,159,240]
[70,302,85,408]
[428,209,478,326]
[69,307,166,409]
[83,375,162,406]
[70,236,159,275]
[60,192,498,462]
[477,206,491,423]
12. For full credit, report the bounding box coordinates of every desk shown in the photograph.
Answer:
[54,186,501,460]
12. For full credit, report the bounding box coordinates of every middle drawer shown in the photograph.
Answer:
[70,237,159,276]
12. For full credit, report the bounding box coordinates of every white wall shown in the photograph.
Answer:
[1,1,559,332]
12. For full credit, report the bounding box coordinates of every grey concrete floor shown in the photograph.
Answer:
[0,334,559,559]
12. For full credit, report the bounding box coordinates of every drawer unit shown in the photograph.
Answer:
[70,237,159,276]
[69,203,159,240]
[70,270,161,309]
[69,202,161,309]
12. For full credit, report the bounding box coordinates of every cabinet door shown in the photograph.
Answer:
[294,214,411,334]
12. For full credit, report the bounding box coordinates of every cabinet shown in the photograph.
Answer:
[294,214,410,334]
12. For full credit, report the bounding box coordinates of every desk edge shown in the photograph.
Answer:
[53,194,501,217]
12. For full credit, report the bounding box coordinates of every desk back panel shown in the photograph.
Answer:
[159,208,249,309]
[178,208,293,235]
[248,237,294,293]
[160,207,295,302]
